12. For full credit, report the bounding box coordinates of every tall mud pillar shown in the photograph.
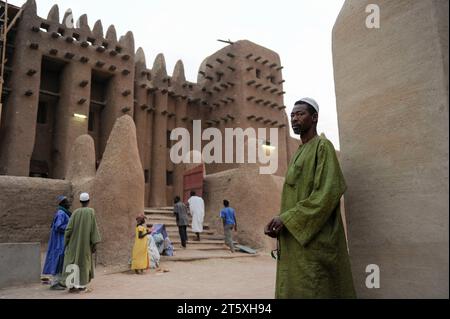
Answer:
[171,60,188,201]
[174,97,188,199]
[149,53,169,207]
[145,98,154,207]
[0,0,42,176]
[52,63,91,179]
[133,47,153,206]
[100,27,135,160]
[333,0,448,298]
[150,90,168,206]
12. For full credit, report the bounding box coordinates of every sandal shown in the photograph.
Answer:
[50,283,66,290]
[68,287,80,293]
[79,287,92,293]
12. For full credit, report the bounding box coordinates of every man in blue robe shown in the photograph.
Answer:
[42,195,72,289]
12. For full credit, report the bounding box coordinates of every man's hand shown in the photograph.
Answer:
[91,245,97,254]
[264,223,277,238]
[264,216,284,238]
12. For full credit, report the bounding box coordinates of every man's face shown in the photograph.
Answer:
[290,104,317,135]
[60,198,71,209]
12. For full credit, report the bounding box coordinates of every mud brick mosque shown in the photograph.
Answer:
[0,0,448,298]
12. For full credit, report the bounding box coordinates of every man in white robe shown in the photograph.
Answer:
[187,191,205,241]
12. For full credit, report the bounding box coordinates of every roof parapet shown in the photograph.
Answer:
[22,0,37,18]
[135,47,147,69]
[47,4,59,23]
[76,14,90,32]
[119,31,135,54]
[152,53,167,78]
[93,20,104,38]
[106,25,117,43]
[62,9,74,28]
[172,60,186,83]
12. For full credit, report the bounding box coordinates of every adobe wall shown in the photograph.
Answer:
[203,165,284,252]
[194,40,291,177]
[0,243,41,288]
[0,1,295,207]
[0,115,144,267]
[0,176,71,243]
[333,0,449,298]
[0,0,135,178]
[0,1,298,218]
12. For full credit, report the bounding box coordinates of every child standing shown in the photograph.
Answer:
[131,215,150,274]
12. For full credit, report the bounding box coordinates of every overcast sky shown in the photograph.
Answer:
[8,0,345,149]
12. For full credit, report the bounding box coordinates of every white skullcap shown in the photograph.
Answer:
[79,192,90,202]
[297,97,319,113]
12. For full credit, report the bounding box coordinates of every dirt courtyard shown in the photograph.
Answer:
[0,255,276,299]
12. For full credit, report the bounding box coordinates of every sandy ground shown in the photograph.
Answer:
[0,255,276,299]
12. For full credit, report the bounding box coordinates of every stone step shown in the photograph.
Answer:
[170,239,225,245]
[197,235,228,241]
[145,212,207,221]
[167,236,217,243]
[161,249,259,262]
[144,207,173,213]
[146,220,210,229]
[144,214,177,221]
[173,245,227,251]
[165,228,215,236]
[145,214,199,223]
[145,209,174,215]
[145,217,206,224]
[152,206,174,211]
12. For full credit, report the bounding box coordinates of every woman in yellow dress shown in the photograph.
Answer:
[131,215,150,274]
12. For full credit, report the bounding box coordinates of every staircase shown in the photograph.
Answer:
[144,207,258,261]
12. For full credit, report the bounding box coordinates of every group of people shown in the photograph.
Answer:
[130,190,215,275]
[129,190,238,277]
[130,216,173,274]
[42,192,101,293]
[173,191,205,249]
[42,96,356,298]
[173,191,238,252]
